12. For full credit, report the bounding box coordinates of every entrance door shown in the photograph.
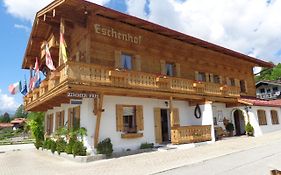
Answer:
[161,109,171,143]
[154,108,171,144]
[234,110,245,136]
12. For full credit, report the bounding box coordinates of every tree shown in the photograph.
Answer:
[27,112,45,148]
[0,112,11,123]
[255,63,281,81]
[14,105,28,118]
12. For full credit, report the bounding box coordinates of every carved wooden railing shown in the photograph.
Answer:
[24,61,241,107]
[171,125,212,144]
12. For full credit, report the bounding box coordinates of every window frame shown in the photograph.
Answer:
[55,111,65,130]
[122,105,137,133]
[121,53,133,70]
[68,106,80,130]
[198,72,207,82]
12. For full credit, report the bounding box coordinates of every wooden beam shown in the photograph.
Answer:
[94,93,104,148]
[169,96,174,128]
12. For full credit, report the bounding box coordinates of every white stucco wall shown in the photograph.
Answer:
[211,103,281,137]
[45,95,216,152]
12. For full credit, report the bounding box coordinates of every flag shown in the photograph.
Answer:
[21,78,28,96]
[45,44,56,71]
[29,76,35,91]
[8,81,21,95]
[60,32,68,63]
[34,57,41,88]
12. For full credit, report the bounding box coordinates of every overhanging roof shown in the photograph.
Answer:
[22,0,274,69]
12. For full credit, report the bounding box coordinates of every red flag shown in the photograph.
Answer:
[45,44,56,71]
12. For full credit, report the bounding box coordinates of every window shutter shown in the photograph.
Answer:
[154,108,162,144]
[235,79,240,87]
[205,73,210,82]
[244,80,248,93]
[219,76,223,84]
[195,71,199,81]
[55,112,59,130]
[209,73,214,83]
[135,55,141,71]
[50,114,54,134]
[68,108,72,129]
[175,63,181,77]
[61,111,65,127]
[75,106,80,128]
[116,105,124,131]
[226,77,230,86]
[136,105,144,131]
[114,50,121,68]
[172,108,180,127]
[160,60,166,75]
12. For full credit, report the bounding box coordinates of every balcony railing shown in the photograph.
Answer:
[171,125,212,144]
[24,61,241,109]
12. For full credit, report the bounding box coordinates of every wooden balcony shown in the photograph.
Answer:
[24,61,241,111]
[171,125,212,144]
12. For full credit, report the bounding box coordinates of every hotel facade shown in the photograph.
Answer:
[22,0,281,153]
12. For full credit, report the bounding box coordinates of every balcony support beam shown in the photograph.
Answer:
[94,93,104,148]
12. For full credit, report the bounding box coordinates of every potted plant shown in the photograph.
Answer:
[225,122,234,136]
[245,122,254,136]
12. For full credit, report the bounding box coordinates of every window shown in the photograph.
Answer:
[68,106,80,130]
[121,54,132,70]
[197,72,206,82]
[267,89,271,93]
[46,114,54,135]
[273,87,279,92]
[165,63,174,76]
[271,110,279,125]
[257,110,267,125]
[55,111,65,130]
[213,75,221,84]
[230,78,235,86]
[260,88,265,93]
[123,106,137,133]
[240,80,246,93]
[116,105,144,134]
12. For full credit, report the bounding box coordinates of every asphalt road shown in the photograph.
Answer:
[155,140,281,175]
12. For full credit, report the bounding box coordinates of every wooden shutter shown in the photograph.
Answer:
[49,114,54,134]
[160,60,166,75]
[226,77,230,86]
[114,50,121,68]
[235,79,240,87]
[205,73,210,82]
[219,76,223,84]
[271,110,279,125]
[209,73,214,83]
[68,108,72,129]
[55,112,59,130]
[135,55,141,71]
[175,63,181,77]
[61,111,65,127]
[74,106,80,129]
[258,110,267,125]
[136,105,144,131]
[154,108,162,144]
[172,108,180,127]
[195,71,199,80]
[116,105,124,131]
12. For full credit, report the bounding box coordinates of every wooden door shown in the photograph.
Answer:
[154,108,162,144]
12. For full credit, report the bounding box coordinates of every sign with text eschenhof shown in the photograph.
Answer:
[67,92,98,98]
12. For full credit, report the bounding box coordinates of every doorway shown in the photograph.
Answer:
[161,109,171,143]
[233,110,246,136]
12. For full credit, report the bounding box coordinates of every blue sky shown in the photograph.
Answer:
[0,0,280,114]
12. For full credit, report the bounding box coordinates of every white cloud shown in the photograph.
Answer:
[125,0,148,19]
[0,89,19,114]
[14,24,30,32]
[126,0,281,64]
[3,0,110,22]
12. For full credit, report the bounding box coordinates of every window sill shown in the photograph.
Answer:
[121,133,143,139]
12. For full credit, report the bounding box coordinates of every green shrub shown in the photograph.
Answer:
[245,122,254,136]
[72,141,87,157]
[65,137,76,154]
[43,138,50,149]
[50,140,56,154]
[96,138,113,156]
[34,140,43,150]
[226,123,234,132]
[140,143,154,149]
[56,139,67,155]
[27,112,44,148]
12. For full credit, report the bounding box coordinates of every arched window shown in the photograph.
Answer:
[257,110,267,125]
[271,110,279,125]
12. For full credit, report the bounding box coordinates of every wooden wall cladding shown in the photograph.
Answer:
[67,14,256,96]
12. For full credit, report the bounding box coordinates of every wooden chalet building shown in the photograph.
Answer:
[22,0,280,153]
